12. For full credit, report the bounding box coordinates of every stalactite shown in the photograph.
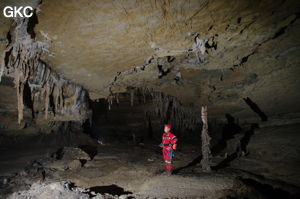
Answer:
[0,59,4,83]
[130,88,134,106]
[136,87,200,131]
[44,84,50,119]
[2,17,90,124]
[107,95,113,110]
[54,86,60,112]
[139,87,146,104]
[59,85,64,109]
[116,93,119,104]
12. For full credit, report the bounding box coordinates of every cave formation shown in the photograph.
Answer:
[0,0,300,198]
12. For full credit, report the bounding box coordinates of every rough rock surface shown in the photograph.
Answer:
[232,124,300,187]
[0,0,299,125]
[8,181,115,199]
[26,0,300,120]
[0,2,91,130]
[44,160,82,171]
[59,147,92,161]
[1,141,299,199]
[44,147,92,171]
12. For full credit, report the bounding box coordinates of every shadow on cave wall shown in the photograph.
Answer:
[212,123,259,170]
[211,113,242,155]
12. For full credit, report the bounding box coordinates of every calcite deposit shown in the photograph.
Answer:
[1,14,90,125]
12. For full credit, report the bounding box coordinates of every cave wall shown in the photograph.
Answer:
[0,76,20,131]
[231,124,300,187]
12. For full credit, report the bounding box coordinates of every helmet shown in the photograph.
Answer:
[165,124,172,130]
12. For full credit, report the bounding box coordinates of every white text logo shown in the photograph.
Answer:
[3,6,33,18]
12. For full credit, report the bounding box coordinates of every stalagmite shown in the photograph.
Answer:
[140,87,146,104]
[200,106,212,172]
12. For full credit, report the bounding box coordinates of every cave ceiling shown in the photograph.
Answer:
[1,0,300,119]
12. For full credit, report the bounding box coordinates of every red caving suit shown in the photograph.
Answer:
[162,131,177,172]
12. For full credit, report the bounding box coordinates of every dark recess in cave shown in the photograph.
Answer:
[23,82,35,119]
[240,123,259,153]
[205,40,217,50]
[157,64,171,78]
[243,97,268,121]
[240,178,300,199]
[167,56,175,63]
[6,31,11,44]
[272,12,300,40]
[78,145,97,160]
[89,185,132,196]
[27,11,39,39]
[0,76,14,87]
[222,114,241,140]
[212,113,242,154]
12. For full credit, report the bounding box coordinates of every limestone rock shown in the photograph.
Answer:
[67,160,82,170]
[44,160,68,171]
[59,147,91,161]
[45,159,82,171]
[0,0,299,124]
[232,124,300,186]
[8,181,114,199]
[25,0,300,120]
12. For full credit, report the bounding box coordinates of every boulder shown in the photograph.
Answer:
[58,147,91,161]
[44,160,68,171]
[68,160,82,170]
[45,159,82,171]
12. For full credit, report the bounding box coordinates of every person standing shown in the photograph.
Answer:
[161,124,177,174]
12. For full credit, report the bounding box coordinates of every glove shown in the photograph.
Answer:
[172,144,177,150]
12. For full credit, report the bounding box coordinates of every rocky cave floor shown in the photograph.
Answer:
[1,125,300,199]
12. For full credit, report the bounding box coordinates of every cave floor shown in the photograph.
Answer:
[0,146,56,177]
[40,143,213,198]
[0,139,299,198]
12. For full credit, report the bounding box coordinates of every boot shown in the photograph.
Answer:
[166,163,173,175]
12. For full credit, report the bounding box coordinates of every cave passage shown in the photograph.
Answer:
[0,0,300,198]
